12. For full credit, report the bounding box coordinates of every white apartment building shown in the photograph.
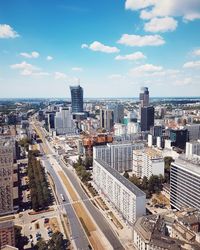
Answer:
[127,122,140,135]
[114,123,126,137]
[93,159,146,225]
[0,137,14,216]
[186,141,200,159]
[133,148,164,179]
[54,107,75,135]
[170,158,200,210]
[93,142,144,172]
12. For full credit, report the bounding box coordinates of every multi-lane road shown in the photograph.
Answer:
[43,157,90,250]
[31,120,124,250]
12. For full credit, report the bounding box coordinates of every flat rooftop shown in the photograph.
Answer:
[173,158,200,176]
[95,159,146,197]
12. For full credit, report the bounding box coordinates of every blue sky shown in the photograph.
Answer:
[0,0,200,98]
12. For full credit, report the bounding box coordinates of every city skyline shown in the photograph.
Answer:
[0,0,200,98]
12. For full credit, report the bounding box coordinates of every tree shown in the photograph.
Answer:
[48,232,65,250]
[148,175,163,194]
[35,239,48,250]
[129,174,141,187]
[123,171,129,179]
[141,176,148,190]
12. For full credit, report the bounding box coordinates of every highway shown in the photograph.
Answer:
[42,156,90,250]
[31,120,124,250]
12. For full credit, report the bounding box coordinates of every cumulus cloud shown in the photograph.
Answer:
[20,51,40,59]
[174,77,192,86]
[125,0,200,21]
[129,63,163,76]
[72,67,83,72]
[117,34,165,47]
[115,51,146,61]
[54,72,68,80]
[81,41,120,53]
[10,61,49,76]
[0,24,19,38]
[46,56,53,61]
[144,17,178,32]
[193,49,200,56]
[183,60,200,68]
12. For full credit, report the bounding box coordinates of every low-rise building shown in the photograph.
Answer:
[0,221,15,249]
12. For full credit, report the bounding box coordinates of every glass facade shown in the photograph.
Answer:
[70,85,83,113]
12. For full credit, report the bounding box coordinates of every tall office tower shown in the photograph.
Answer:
[0,221,15,248]
[107,103,124,123]
[54,107,75,135]
[100,109,114,131]
[141,106,154,131]
[70,85,84,114]
[0,137,14,216]
[170,158,200,210]
[139,87,149,107]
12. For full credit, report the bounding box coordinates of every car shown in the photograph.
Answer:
[48,232,53,237]
[44,218,49,223]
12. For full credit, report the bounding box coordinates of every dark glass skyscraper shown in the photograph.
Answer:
[141,106,154,131]
[139,87,149,107]
[70,85,84,113]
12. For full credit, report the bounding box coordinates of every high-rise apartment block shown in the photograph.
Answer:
[133,148,164,178]
[186,141,200,159]
[70,85,84,114]
[0,137,14,216]
[93,159,146,225]
[170,158,200,210]
[93,142,144,172]
[54,107,75,135]
[100,109,114,131]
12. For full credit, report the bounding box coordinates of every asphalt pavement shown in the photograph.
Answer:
[43,157,90,250]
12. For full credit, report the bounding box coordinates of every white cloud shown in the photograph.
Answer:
[115,51,146,61]
[117,34,165,47]
[125,0,200,21]
[54,72,68,80]
[46,56,53,61]
[144,17,178,33]
[81,44,88,49]
[125,0,155,11]
[183,61,200,68]
[20,51,40,59]
[129,63,163,76]
[0,24,19,38]
[81,41,120,53]
[10,61,49,76]
[72,67,83,72]
[193,49,200,56]
[183,12,200,21]
[174,77,192,86]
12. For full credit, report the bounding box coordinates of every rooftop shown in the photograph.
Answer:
[172,157,200,176]
[94,159,146,197]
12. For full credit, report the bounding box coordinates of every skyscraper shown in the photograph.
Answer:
[100,109,114,131]
[0,137,14,216]
[139,87,149,107]
[70,85,84,114]
[141,106,154,131]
